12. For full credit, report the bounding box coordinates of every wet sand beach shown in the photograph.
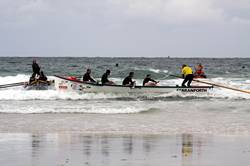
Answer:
[1,133,250,166]
[1,99,250,134]
[1,111,250,166]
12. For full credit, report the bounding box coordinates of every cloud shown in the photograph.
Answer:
[0,0,250,57]
[108,0,223,23]
[231,17,250,25]
[1,0,250,26]
[108,0,250,24]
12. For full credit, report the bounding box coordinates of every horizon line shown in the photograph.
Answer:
[0,56,249,59]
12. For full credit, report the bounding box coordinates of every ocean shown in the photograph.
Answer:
[1,57,250,166]
[0,57,250,132]
[0,57,250,133]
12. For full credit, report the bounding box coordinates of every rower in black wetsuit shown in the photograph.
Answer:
[122,72,135,86]
[101,69,114,85]
[38,71,47,81]
[32,60,40,77]
[143,74,159,86]
[83,69,96,83]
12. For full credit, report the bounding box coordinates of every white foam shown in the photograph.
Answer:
[133,67,168,74]
[0,99,152,114]
[0,74,29,85]
[0,75,250,101]
[0,89,130,101]
[148,68,168,74]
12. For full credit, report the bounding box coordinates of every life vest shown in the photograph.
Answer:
[182,66,193,76]
[67,76,77,81]
[195,65,205,75]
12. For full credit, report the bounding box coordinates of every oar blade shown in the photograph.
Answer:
[170,74,250,95]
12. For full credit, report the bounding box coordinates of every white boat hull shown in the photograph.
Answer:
[54,75,213,94]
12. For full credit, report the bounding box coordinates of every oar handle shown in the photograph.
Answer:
[169,74,182,78]
[0,82,27,87]
[0,82,27,88]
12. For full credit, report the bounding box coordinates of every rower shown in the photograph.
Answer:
[143,74,159,86]
[194,63,207,78]
[32,60,40,77]
[181,64,194,87]
[83,69,96,83]
[38,71,47,82]
[29,73,36,85]
[122,72,135,86]
[101,69,115,85]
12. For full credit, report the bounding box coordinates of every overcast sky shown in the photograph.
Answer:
[0,0,250,57]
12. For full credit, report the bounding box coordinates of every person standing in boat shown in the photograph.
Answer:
[181,64,194,87]
[83,69,96,83]
[32,60,40,77]
[194,63,207,78]
[143,74,159,86]
[101,69,115,85]
[30,59,39,85]
[122,72,135,86]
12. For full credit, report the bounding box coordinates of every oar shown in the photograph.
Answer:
[170,75,250,94]
[0,82,27,89]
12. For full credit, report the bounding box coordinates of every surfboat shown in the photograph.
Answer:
[54,75,213,94]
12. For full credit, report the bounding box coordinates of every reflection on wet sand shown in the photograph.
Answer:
[182,134,193,166]
[31,134,41,157]
[82,135,93,157]
[101,135,110,157]
[123,136,133,155]
[1,133,250,166]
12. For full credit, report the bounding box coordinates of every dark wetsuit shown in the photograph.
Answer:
[39,75,47,81]
[122,76,133,86]
[32,62,40,76]
[83,73,96,82]
[182,74,194,87]
[143,78,157,86]
[29,76,35,84]
[101,73,109,85]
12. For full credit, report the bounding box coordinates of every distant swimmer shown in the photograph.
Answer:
[101,69,115,85]
[32,60,40,76]
[181,64,194,87]
[194,63,206,78]
[143,74,159,86]
[122,72,135,86]
[38,71,47,81]
[83,69,96,83]
[115,63,119,67]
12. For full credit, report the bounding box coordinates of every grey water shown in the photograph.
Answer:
[0,57,250,135]
[0,57,249,78]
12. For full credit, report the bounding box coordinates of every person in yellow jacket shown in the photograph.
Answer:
[181,64,194,87]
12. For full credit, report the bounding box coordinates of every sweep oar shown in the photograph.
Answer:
[0,82,27,89]
[170,75,250,95]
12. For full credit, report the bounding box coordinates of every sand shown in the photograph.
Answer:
[1,114,250,166]
[1,133,250,166]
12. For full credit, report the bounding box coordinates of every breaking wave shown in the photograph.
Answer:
[1,74,250,100]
